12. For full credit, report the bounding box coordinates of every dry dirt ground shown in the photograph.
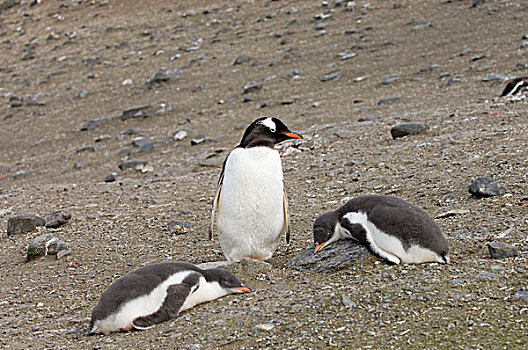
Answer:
[0,0,527,349]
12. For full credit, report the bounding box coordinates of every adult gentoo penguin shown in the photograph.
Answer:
[501,77,528,96]
[89,262,251,334]
[209,117,303,261]
[313,195,449,264]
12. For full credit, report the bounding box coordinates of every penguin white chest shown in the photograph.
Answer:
[218,147,285,261]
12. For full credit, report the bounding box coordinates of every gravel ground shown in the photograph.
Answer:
[0,0,527,349]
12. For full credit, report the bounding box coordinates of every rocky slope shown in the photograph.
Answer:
[0,0,527,349]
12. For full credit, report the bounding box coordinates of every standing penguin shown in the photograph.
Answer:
[89,262,251,334]
[313,195,449,264]
[209,117,303,261]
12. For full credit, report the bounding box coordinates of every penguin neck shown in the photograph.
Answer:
[335,222,352,239]
[323,222,352,248]
[181,277,229,312]
[238,135,276,149]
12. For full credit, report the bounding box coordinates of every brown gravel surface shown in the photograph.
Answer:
[1,0,527,349]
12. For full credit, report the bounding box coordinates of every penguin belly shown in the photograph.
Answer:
[218,147,285,261]
[90,271,193,334]
[342,212,446,264]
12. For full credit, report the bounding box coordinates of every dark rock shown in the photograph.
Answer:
[287,69,300,78]
[76,89,87,99]
[358,115,379,122]
[260,100,274,108]
[13,170,29,179]
[119,128,138,137]
[72,162,86,169]
[7,214,46,236]
[146,68,184,87]
[233,55,250,65]
[167,220,192,235]
[242,94,254,102]
[281,98,295,105]
[381,74,400,85]
[121,104,151,121]
[419,64,439,73]
[390,122,427,139]
[45,211,71,228]
[243,82,263,93]
[446,77,461,86]
[95,135,111,143]
[118,159,148,171]
[75,145,96,153]
[104,173,119,183]
[487,241,519,259]
[377,96,399,105]
[87,72,95,79]
[132,136,153,150]
[26,234,71,261]
[80,118,108,131]
[470,54,487,62]
[321,70,342,82]
[472,0,486,8]
[469,177,506,197]
[191,135,206,145]
[286,240,370,272]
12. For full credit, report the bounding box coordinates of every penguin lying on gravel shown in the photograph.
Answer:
[313,195,449,264]
[500,77,528,97]
[210,117,303,261]
[89,262,251,334]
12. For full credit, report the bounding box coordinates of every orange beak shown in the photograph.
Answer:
[284,132,303,139]
[234,286,252,293]
[314,242,325,254]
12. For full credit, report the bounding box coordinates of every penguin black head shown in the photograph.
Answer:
[202,268,252,293]
[239,117,303,148]
[313,210,341,253]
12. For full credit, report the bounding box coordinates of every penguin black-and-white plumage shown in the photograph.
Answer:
[501,77,528,96]
[209,117,303,261]
[89,262,251,334]
[313,195,449,264]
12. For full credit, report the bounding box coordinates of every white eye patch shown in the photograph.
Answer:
[258,117,276,132]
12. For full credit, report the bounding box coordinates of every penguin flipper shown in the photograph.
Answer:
[209,166,225,240]
[282,188,290,244]
[132,283,191,330]
[209,183,222,240]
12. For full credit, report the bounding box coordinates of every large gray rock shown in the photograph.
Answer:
[26,234,71,261]
[118,159,148,171]
[7,214,45,236]
[390,122,427,139]
[469,177,506,197]
[45,211,71,228]
[286,240,370,272]
[487,241,519,259]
